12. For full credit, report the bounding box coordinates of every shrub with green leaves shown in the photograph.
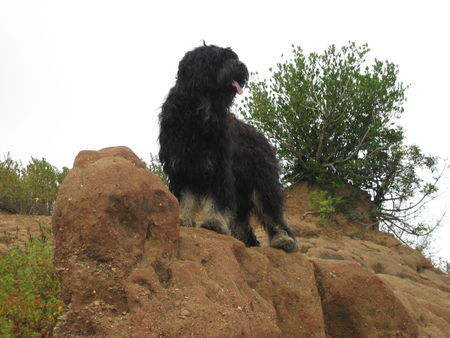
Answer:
[309,189,343,224]
[0,224,63,337]
[148,153,169,186]
[0,154,68,215]
[240,42,442,245]
[0,155,28,214]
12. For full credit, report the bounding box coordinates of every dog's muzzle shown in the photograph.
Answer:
[217,59,249,92]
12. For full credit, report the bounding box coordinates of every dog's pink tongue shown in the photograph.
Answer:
[232,80,244,95]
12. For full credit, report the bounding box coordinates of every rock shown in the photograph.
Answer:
[179,308,191,317]
[52,146,179,336]
[51,149,450,337]
[313,259,418,337]
[379,274,450,337]
[122,228,324,337]
[140,228,284,337]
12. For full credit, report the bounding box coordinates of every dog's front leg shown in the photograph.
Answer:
[200,195,232,235]
[179,190,200,228]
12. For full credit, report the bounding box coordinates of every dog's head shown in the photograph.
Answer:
[176,44,249,102]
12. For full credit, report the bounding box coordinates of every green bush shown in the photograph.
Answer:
[240,42,442,245]
[0,224,63,337]
[0,154,68,215]
[0,155,28,214]
[309,189,343,224]
[148,153,169,186]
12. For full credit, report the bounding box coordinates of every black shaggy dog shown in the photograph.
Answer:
[159,44,298,252]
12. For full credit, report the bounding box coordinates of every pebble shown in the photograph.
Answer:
[180,309,191,317]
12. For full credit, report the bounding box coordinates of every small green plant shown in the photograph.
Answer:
[148,153,169,186]
[309,189,343,224]
[0,224,63,337]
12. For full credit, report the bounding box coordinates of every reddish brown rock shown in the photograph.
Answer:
[117,227,326,337]
[126,228,284,337]
[49,155,450,337]
[313,259,419,338]
[51,147,326,337]
[379,274,450,337]
[52,146,179,336]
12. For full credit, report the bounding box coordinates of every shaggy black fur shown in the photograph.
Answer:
[159,44,297,252]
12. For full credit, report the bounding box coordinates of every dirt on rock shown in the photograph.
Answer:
[1,146,449,337]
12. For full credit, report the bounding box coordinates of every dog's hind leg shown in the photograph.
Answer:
[252,191,298,253]
[231,216,260,247]
[179,190,201,228]
[230,196,260,247]
[200,196,231,235]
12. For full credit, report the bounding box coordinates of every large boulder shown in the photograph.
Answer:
[52,146,179,336]
[313,259,418,337]
[52,146,326,337]
[52,147,450,337]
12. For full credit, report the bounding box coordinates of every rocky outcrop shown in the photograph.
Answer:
[52,147,450,337]
[52,147,179,336]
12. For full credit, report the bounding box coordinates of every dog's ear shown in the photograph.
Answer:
[177,48,216,94]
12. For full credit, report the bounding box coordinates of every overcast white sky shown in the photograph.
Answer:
[1,0,449,261]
